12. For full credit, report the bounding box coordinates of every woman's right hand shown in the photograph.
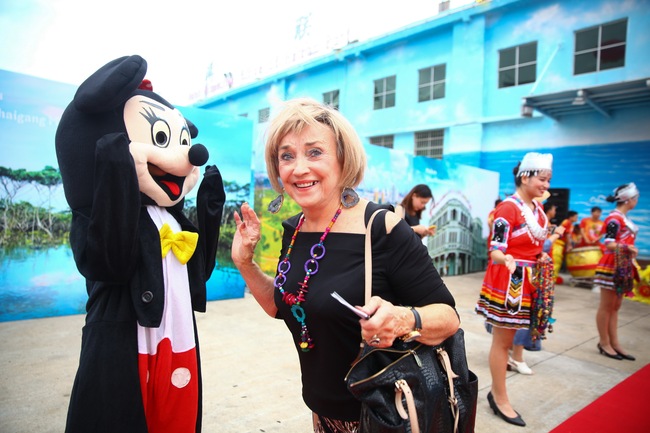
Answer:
[231,202,262,267]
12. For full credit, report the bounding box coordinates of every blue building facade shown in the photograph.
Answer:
[196,0,650,258]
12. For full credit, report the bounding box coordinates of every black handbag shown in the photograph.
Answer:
[345,210,478,433]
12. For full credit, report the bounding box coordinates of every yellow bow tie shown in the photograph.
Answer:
[159,223,198,265]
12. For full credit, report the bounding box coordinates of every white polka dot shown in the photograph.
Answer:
[171,367,191,388]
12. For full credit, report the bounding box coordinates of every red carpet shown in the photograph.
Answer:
[550,363,650,433]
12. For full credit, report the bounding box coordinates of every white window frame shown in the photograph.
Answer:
[369,135,394,149]
[414,129,444,159]
[498,42,537,88]
[418,64,446,102]
[373,75,396,110]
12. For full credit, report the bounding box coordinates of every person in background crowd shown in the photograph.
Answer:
[559,211,578,250]
[552,210,578,283]
[571,224,583,249]
[476,152,554,427]
[395,184,436,238]
[231,98,459,432]
[594,183,640,361]
[579,206,604,250]
[543,202,566,276]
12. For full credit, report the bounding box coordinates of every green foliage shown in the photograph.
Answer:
[0,201,70,248]
[0,166,66,248]
[254,186,302,275]
[0,165,62,203]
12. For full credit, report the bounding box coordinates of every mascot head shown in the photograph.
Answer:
[55,55,208,211]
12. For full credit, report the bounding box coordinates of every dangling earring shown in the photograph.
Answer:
[268,190,284,213]
[341,187,360,208]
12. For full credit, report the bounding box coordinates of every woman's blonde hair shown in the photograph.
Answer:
[264,98,366,193]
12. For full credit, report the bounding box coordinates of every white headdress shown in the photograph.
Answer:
[517,152,553,177]
[614,182,639,202]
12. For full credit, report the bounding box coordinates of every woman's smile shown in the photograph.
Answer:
[295,181,319,188]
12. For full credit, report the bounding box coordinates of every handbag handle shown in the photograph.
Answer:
[364,209,423,433]
[395,380,421,433]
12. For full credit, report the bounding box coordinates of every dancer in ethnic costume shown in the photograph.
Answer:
[594,183,640,361]
[476,152,553,427]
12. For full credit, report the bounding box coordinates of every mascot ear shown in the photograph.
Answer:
[186,118,199,139]
[74,55,148,113]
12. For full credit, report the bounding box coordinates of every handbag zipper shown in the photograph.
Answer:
[346,344,424,386]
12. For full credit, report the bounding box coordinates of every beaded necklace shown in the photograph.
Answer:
[274,204,343,352]
[530,255,555,341]
[513,194,548,244]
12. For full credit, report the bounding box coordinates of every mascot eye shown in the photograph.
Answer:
[151,120,171,148]
[180,128,191,147]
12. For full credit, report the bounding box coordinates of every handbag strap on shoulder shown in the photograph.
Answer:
[365,209,385,304]
[395,204,406,219]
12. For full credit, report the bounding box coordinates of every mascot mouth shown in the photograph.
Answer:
[149,164,185,200]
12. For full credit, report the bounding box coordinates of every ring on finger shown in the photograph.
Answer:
[369,334,381,345]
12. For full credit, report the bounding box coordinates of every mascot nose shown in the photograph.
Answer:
[188,144,209,166]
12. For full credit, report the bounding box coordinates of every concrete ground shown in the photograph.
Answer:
[1,271,649,433]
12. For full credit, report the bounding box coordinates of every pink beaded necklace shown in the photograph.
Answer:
[274,204,343,352]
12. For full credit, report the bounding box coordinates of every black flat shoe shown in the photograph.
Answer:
[597,344,623,360]
[614,349,636,361]
[487,392,526,427]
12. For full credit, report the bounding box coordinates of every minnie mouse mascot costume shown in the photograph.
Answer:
[55,55,225,433]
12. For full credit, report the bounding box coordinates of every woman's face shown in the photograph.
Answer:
[627,195,639,210]
[277,123,342,213]
[522,172,551,200]
[411,195,431,212]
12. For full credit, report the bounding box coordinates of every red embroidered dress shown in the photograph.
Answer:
[593,209,639,292]
[476,195,548,328]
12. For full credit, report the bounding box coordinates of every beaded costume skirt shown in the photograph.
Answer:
[476,260,535,329]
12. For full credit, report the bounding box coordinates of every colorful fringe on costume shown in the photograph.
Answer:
[530,255,555,341]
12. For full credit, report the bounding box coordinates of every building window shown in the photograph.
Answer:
[323,90,339,109]
[258,107,270,123]
[498,42,537,88]
[418,64,446,102]
[574,19,627,75]
[414,129,444,159]
[369,135,394,149]
[373,75,396,110]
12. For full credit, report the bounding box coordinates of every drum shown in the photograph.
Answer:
[566,246,603,278]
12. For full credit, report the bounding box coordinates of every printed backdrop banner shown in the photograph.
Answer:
[1,69,500,322]
[0,70,251,322]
